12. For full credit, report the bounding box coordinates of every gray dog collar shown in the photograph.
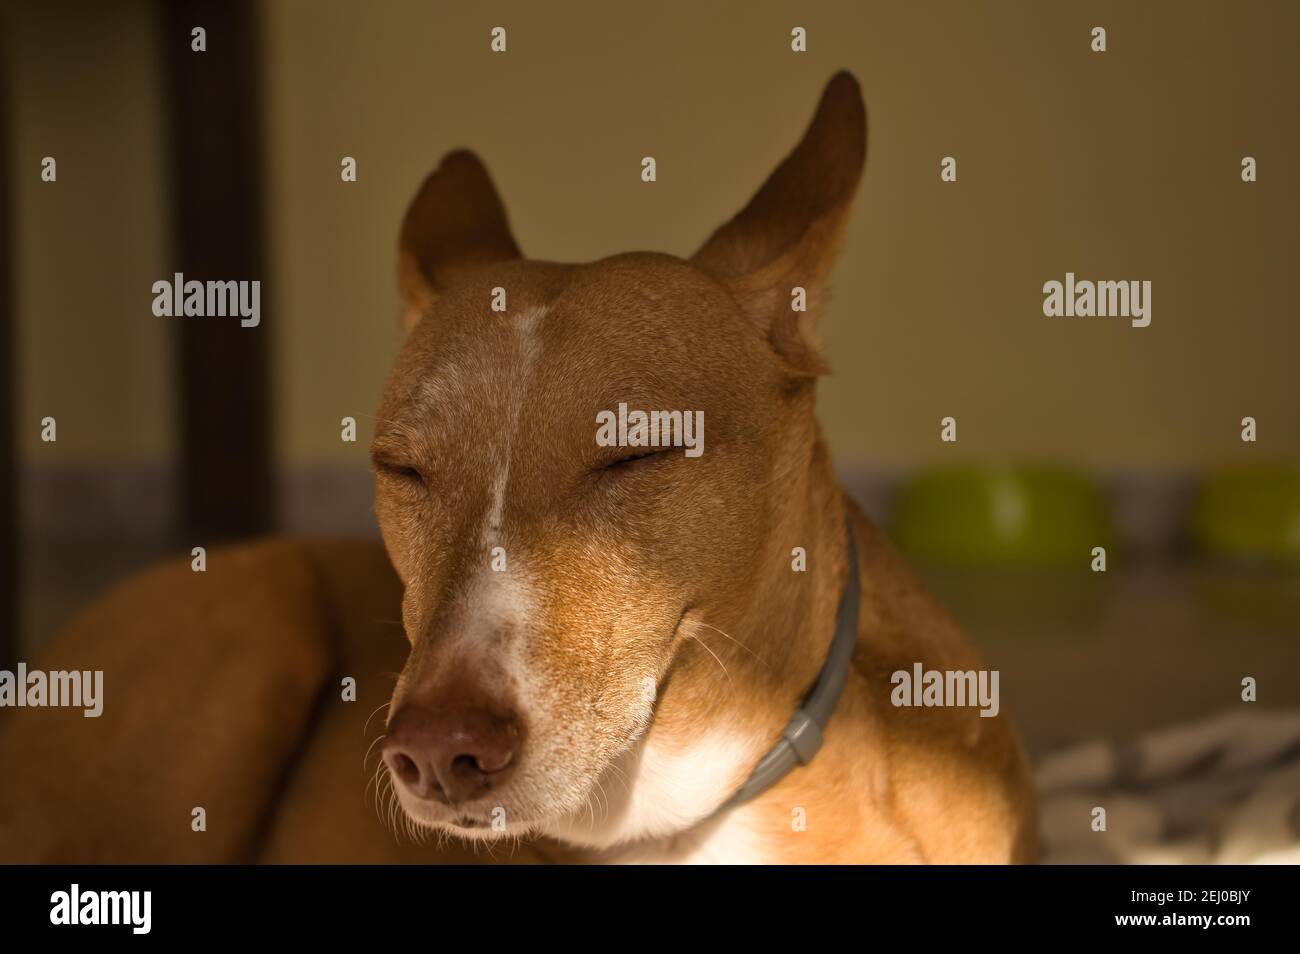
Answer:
[720,514,861,810]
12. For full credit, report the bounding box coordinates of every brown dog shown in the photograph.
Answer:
[371,70,1035,862]
[0,72,1034,864]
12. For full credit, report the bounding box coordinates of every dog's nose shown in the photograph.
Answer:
[383,703,521,804]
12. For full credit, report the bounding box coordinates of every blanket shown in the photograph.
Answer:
[1036,708,1300,864]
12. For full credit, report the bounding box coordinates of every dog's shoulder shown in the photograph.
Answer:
[838,509,1038,862]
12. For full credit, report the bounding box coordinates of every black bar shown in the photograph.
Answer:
[157,0,273,542]
[0,864,1287,940]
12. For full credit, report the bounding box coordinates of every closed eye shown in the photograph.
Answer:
[599,448,673,473]
[373,457,424,484]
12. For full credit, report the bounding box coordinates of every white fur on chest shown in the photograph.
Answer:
[544,726,772,863]
[615,807,769,864]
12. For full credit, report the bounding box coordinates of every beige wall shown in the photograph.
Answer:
[8,0,173,466]
[12,0,1299,475]
[261,0,1300,471]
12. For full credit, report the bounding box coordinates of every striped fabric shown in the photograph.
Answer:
[1036,709,1300,864]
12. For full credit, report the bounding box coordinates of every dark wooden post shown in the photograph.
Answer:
[157,0,275,542]
[0,40,16,671]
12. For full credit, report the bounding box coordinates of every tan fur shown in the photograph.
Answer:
[0,72,1035,864]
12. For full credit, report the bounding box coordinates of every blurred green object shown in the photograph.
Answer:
[892,464,1114,566]
[1192,464,1300,563]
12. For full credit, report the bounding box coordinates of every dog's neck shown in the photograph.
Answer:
[540,430,853,861]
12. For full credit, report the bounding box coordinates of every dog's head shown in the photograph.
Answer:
[376,73,865,841]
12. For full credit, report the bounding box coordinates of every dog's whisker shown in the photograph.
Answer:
[353,411,406,427]
[686,633,733,686]
[387,779,404,845]
[689,619,767,666]
[604,759,631,793]
[364,764,378,806]
[381,773,396,830]
[370,763,393,833]
[594,777,612,823]
[366,759,384,801]
[585,780,603,829]
[363,702,391,737]
[363,732,387,769]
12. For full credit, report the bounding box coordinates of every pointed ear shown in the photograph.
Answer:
[693,72,866,376]
[398,149,522,332]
